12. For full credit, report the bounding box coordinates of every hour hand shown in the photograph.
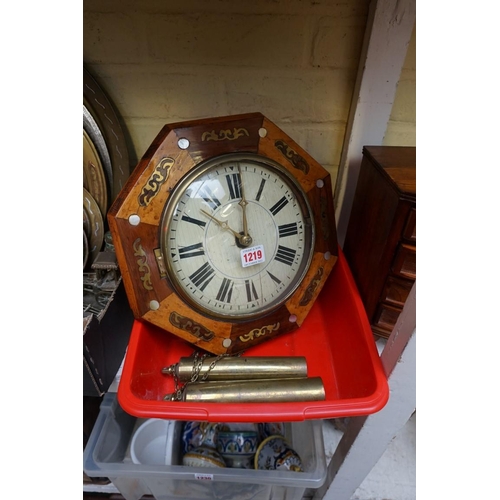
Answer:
[200,209,241,239]
[201,208,253,247]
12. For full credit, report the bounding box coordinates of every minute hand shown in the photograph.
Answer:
[237,165,253,247]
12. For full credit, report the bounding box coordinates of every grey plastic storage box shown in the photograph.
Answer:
[83,393,327,500]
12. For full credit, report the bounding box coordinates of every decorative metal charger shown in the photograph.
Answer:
[83,128,108,217]
[83,230,89,269]
[83,66,130,201]
[83,101,113,202]
[83,188,104,266]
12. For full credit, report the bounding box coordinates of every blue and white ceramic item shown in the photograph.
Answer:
[182,421,219,454]
[216,430,259,469]
[182,445,226,468]
[254,435,303,472]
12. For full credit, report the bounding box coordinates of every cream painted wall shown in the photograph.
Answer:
[83,0,415,186]
[383,25,416,146]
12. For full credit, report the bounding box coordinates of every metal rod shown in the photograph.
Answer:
[181,377,326,403]
[163,356,309,381]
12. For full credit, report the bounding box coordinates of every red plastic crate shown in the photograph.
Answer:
[117,248,389,422]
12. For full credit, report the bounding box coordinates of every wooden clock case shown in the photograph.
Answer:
[108,113,338,354]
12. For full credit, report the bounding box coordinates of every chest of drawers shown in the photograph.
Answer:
[343,146,416,338]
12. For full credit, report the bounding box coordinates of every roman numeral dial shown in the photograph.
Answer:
[278,222,298,238]
[275,245,297,266]
[178,242,204,259]
[245,279,259,302]
[270,196,289,215]
[161,153,314,320]
[226,172,242,200]
[189,262,215,291]
[216,278,234,303]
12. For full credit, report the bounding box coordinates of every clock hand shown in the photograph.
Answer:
[237,164,253,247]
[200,209,242,240]
[201,208,253,247]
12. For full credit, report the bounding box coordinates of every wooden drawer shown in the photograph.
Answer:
[372,303,402,335]
[381,276,413,308]
[392,243,416,280]
[403,208,416,243]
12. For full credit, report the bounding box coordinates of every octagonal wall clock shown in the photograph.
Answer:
[108,113,338,355]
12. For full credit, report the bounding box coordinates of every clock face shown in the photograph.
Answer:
[161,153,314,320]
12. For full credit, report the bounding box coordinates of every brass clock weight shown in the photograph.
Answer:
[108,113,338,402]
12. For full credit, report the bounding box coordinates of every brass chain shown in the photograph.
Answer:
[190,351,208,384]
[162,362,183,401]
[163,350,243,401]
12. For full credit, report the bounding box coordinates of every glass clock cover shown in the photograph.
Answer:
[162,153,314,320]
